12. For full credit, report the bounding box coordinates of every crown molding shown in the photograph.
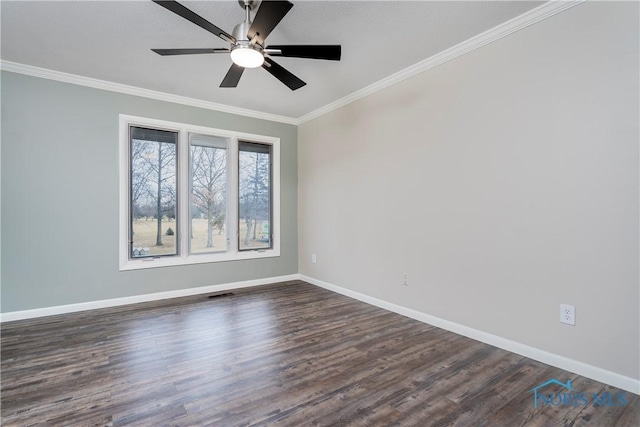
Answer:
[1,0,583,127]
[297,0,585,124]
[0,60,298,126]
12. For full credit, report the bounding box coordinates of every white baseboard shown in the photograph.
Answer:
[3,272,638,395]
[299,274,640,396]
[0,274,299,323]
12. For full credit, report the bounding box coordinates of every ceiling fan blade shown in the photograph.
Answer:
[152,48,230,56]
[247,1,293,47]
[266,45,341,61]
[220,63,245,88]
[153,1,235,43]
[262,57,306,91]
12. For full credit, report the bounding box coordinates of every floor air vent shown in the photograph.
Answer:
[207,292,235,299]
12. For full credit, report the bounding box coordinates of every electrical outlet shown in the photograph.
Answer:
[560,304,575,326]
[311,254,317,264]
[402,273,409,286]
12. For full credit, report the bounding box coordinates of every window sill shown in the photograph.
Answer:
[119,249,280,271]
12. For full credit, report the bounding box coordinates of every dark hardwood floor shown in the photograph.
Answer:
[1,281,638,426]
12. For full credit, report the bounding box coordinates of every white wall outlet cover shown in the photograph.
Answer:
[560,304,576,326]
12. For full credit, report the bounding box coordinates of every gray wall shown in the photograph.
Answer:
[298,2,639,379]
[1,71,298,312]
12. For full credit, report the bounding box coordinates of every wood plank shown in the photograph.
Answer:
[1,281,637,426]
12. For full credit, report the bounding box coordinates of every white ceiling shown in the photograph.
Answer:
[1,1,544,120]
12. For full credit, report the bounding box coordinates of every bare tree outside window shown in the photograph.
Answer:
[239,142,271,251]
[190,134,228,253]
[130,127,177,257]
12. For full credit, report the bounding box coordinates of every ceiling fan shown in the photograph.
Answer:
[151,0,341,90]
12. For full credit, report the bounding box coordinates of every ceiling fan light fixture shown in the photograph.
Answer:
[230,45,264,68]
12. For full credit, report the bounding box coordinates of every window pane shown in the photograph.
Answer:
[190,134,228,253]
[239,142,271,251]
[130,126,178,258]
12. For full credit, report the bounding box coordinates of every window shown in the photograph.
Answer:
[129,127,178,258]
[119,115,280,270]
[190,134,228,254]
[239,142,272,251]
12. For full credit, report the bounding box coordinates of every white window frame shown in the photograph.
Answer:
[119,114,280,271]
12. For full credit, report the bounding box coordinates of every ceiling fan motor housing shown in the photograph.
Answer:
[232,21,252,43]
[231,21,264,68]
